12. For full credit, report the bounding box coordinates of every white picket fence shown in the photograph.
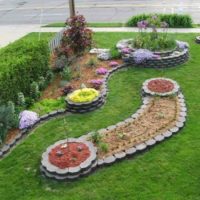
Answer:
[49,27,67,53]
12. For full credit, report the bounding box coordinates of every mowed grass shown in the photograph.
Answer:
[0,32,200,200]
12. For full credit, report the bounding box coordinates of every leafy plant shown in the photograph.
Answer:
[90,131,102,144]
[38,76,46,90]
[61,85,73,96]
[60,67,72,81]
[17,92,25,107]
[110,46,121,59]
[99,142,109,153]
[30,82,40,101]
[46,70,54,83]
[86,57,97,68]
[62,15,93,54]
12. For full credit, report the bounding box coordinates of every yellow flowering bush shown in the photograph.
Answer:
[68,88,99,103]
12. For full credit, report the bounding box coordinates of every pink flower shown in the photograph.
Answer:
[121,48,131,54]
[109,61,119,67]
[96,67,108,75]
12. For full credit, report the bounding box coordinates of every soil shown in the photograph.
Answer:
[147,79,174,93]
[42,53,122,100]
[94,96,180,159]
[4,128,20,145]
[48,142,90,169]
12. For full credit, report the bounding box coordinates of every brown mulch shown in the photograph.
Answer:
[95,96,180,159]
[148,79,174,93]
[4,128,20,145]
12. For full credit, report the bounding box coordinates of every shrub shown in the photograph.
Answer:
[17,92,26,107]
[61,85,73,96]
[67,88,99,103]
[99,142,109,153]
[38,76,46,90]
[46,70,54,83]
[90,131,102,144]
[110,46,121,59]
[89,79,103,89]
[0,102,18,143]
[30,82,40,101]
[96,67,108,75]
[86,57,97,68]
[126,13,193,28]
[0,39,49,104]
[60,67,72,81]
[62,15,93,54]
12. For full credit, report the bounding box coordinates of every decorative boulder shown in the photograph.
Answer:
[19,110,39,129]
[97,52,111,61]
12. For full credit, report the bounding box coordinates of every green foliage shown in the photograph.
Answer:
[30,82,40,101]
[110,46,121,59]
[133,33,176,51]
[17,92,25,107]
[38,76,46,90]
[126,13,193,28]
[60,67,72,81]
[86,57,97,68]
[0,102,18,143]
[90,131,102,144]
[99,142,109,153]
[0,39,50,104]
[46,70,54,83]
[30,98,65,116]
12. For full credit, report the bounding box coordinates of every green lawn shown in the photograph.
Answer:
[1,32,200,200]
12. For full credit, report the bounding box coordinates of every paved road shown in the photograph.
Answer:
[0,0,199,25]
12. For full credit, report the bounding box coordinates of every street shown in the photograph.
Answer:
[0,0,200,25]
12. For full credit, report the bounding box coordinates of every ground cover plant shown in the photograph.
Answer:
[0,32,200,200]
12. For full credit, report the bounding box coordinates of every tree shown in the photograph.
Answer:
[69,0,75,17]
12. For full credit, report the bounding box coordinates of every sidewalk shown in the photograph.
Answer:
[1,25,200,48]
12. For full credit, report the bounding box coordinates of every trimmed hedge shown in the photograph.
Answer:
[0,40,50,104]
[126,14,193,28]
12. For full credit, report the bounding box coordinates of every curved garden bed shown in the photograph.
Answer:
[117,39,189,68]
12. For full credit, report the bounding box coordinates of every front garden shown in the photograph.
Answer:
[0,15,200,200]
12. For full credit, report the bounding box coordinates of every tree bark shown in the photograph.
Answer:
[69,0,75,17]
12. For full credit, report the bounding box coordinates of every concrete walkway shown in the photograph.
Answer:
[1,25,200,48]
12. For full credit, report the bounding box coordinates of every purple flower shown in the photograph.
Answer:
[19,110,39,129]
[109,61,119,67]
[89,79,103,89]
[121,47,132,54]
[137,20,148,29]
[176,40,189,50]
[133,49,155,64]
[96,67,108,75]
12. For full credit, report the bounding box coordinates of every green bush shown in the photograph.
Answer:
[110,46,121,59]
[0,39,50,104]
[30,82,40,101]
[0,102,18,144]
[126,13,193,28]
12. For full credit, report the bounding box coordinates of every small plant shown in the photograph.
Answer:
[89,79,103,89]
[30,82,40,101]
[46,70,54,83]
[61,85,73,96]
[96,67,108,75]
[90,131,102,144]
[17,92,25,107]
[99,142,109,153]
[117,132,127,140]
[72,65,81,80]
[86,57,97,68]
[110,46,121,59]
[60,67,72,81]
[38,76,46,90]
[54,55,68,71]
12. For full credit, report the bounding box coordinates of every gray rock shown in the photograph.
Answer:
[125,147,136,155]
[104,155,116,164]
[135,143,147,151]
[114,152,126,159]
[145,139,156,146]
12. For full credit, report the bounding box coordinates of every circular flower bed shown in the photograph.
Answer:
[49,142,90,169]
[143,78,180,96]
[67,88,99,103]
[41,138,97,180]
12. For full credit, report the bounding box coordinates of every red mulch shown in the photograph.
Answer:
[48,142,90,168]
[147,79,174,93]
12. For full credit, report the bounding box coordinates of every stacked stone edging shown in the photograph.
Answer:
[196,36,200,44]
[123,49,189,68]
[40,138,97,180]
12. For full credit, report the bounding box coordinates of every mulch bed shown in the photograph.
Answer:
[147,79,174,93]
[48,142,90,168]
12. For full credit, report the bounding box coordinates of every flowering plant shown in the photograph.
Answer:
[19,110,39,129]
[109,61,119,67]
[67,88,99,103]
[121,47,132,54]
[89,79,103,89]
[176,40,189,50]
[133,49,155,64]
[96,67,108,75]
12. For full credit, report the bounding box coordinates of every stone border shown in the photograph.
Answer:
[0,64,126,159]
[65,94,104,113]
[40,138,97,180]
[196,36,200,44]
[142,78,180,96]
[116,39,189,68]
